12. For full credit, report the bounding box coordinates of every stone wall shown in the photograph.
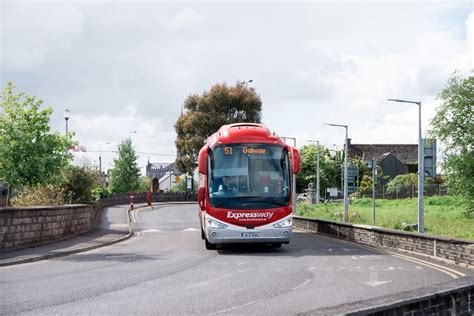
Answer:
[0,192,197,251]
[293,216,474,268]
[0,205,95,250]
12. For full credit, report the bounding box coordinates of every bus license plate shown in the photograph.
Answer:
[241,232,260,238]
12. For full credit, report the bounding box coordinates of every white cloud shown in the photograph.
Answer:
[164,8,205,31]
[1,2,472,175]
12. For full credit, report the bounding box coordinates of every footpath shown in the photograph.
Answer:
[0,204,136,267]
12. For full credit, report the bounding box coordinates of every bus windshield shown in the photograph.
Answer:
[209,144,290,209]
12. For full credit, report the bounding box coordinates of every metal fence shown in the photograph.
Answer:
[360,184,449,199]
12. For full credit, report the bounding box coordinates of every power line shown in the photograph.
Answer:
[87,150,176,157]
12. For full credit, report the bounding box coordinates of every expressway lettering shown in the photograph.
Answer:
[227,211,273,220]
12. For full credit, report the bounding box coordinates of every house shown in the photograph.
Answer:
[145,161,183,192]
[348,140,424,185]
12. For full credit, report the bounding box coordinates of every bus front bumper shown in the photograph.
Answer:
[205,223,292,244]
[207,228,292,244]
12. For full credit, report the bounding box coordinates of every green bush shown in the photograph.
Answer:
[61,166,101,204]
[11,184,66,206]
[91,186,110,202]
[170,178,198,193]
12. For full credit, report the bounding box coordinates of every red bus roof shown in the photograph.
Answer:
[206,123,286,148]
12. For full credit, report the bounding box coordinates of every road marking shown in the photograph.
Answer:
[305,233,466,279]
[141,229,161,233]
[211,299,265,314]
[364,271,392,287]
[237,268,254,273]
[183,228,200,231]
[292,279,312,290]
[236,261,250,266]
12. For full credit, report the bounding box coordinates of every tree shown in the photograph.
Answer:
[109,139,141,193]
[0,81,74,205]
[61,166,101,204]
[296,144,342,193]
[175,82,262,173]
[430,72,474,215]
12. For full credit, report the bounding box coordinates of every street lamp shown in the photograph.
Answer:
[388,98,424,233]
[325,123,349,222]
[307,140,320,204]
[99,142,110,175]
[129,130,138,142]
[281,136,297,213]
[64,109,70,134]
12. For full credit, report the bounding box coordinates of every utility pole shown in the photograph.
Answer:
[388,99,424,233]
[307,140,320,204]
[325,124,349,222]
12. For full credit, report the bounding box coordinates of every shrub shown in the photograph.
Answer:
[91,186,110,203]
[11,184,66,206]
[61,166,102,204]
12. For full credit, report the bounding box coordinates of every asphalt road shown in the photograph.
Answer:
[0,204,468,315]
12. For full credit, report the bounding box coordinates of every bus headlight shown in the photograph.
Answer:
[273,217,292,228]
[207,218,228,229]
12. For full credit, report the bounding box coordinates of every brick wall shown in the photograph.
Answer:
[293,216,474,268]
[0,205,95,250]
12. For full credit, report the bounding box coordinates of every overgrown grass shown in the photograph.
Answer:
[296,196,474,240]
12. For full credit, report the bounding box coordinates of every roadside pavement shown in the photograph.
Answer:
[0,204,135,267]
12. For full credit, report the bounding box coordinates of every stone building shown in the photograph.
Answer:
[145,161,183,192]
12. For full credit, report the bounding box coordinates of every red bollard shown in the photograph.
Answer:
[147,191,151,206]
[130,192,134,210]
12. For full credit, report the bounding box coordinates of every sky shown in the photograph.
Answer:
[1,0,473,174]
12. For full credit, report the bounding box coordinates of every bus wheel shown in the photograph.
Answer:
[205,238,217,250]
[270,242,282,248]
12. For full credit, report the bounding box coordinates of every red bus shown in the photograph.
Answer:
[197,123,301,249]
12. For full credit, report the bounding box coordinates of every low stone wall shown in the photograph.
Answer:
[0,192,197,250]
[99,192,197,206]
[293,216,474,268]
[0,205,94,250]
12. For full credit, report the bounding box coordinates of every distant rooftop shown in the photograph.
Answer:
[349,143,418,164]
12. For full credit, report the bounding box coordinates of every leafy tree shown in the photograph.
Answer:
[170,178,198,193]
[61,166,101,204]
[109,139,141,193]
[175,82,262,173]
[0,81,74,205]
[430,72,474,216]
[296,144,342,194]
[137,176,151,192]
[386,173,417,194]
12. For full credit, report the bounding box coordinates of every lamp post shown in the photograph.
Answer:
[325,123,349,222]
[99,142,110,176]
[281,136,297,213]
[307,140,320,204]
[64,109,70,134]
[129,130,138,140]
[388,98,424,233]
[369,157,377,225]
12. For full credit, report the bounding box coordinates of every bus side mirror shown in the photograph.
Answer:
[198,146,208,175]
[198,187,206,209]
[290,146,301,174]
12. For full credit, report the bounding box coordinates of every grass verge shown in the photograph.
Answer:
[296,195,473,240]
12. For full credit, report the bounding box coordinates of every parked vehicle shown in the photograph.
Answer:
[297,193,307,202]
[197,123,300,249]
